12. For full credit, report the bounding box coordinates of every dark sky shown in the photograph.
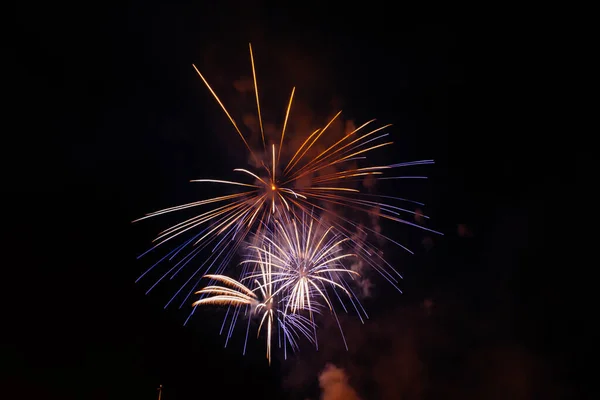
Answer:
[7,3,582,400]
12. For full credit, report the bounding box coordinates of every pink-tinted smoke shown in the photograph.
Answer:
[285,296,570,400]
[318,364,361,400]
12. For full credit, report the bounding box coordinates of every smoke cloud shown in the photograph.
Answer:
[457,223,472,237]
[318,364,361,400]
[283,296,571,400]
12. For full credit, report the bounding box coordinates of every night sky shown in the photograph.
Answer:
[7,4,582,400]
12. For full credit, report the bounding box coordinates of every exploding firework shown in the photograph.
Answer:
[245,213,361,322]
[193,211,361,362]
[192,266,317,363]
[133,44,442,360]
[134,43,441,309]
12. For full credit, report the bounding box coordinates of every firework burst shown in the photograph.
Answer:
[246,214,359,316]
[134,43,440,299]
[192,261,318,363]
[193,210,363,362]
[134,43,442,360]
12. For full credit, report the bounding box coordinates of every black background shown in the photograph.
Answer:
[6,3,583,399]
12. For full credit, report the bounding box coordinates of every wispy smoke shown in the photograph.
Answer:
[349,226,374,298]
[414,208,424,224]
[318,364,361,400]
[457,223,472,237]
[285,297,570,400]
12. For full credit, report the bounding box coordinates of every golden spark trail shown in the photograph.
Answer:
[249,43,266,150]
[278,87,295,165]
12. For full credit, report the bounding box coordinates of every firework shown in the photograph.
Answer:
[245,214,359,315]
[134,43,441,308]
[193,210,363,362]
[192,266,317,363]
[134,44,442,360]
